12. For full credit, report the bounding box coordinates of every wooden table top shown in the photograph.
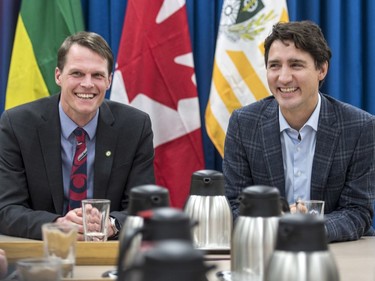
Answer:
[1,235,374,281]
[0,238,118,266]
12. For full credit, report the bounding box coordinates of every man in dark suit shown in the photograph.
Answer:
[0,32,155,240]
[223,21,375,242]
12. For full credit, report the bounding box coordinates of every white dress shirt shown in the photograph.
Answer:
[279,94,321,204]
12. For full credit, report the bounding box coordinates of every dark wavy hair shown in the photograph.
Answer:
[264,21,332,87]
[57,31,114,75]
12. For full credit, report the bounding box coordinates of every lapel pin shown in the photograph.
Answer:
[106,151,112,157]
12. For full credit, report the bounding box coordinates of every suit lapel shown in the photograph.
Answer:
[311,95,340,200]
[93,101,117,199]
[37,95,64,214]
[259,100,286,197]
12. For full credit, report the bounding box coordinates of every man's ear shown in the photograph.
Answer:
[318,61,328,81]
[55,67,62,86]
[107,72,113,90]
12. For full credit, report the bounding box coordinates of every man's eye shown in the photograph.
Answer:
[71,72,82,77]
[291,63,303,68]
[93,73,105,79]
[268,64,279,69]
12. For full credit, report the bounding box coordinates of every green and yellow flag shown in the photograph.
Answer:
[206,0,289,157]
[5,0,84,109]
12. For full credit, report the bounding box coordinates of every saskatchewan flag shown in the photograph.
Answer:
[206,0,288,157]
[5,0,84,110]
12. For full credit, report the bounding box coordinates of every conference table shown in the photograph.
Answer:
[0,235,374,281]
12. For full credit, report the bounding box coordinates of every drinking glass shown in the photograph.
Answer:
[17,258,62,281]
[42,222,78,277]
[296,200,325,217]
[82,199,110,241]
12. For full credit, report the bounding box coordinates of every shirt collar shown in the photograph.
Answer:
[279,93,321,133]
[59,102,99,140]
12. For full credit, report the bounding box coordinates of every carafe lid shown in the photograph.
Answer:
[275,213,328,252]
[140,207,193,242]
[142,240,213,281]
[189,169,225,196]
[239,185,281,217]
[128,185,170,215]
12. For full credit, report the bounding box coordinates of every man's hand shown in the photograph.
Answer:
[55,207,115,240]
[289,202,308,214]
[107,218,115,238]
[55,208,84,240]
[0,249,7,278]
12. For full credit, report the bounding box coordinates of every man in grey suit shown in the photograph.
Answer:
[0,32,155,240]
[224,21,375,242]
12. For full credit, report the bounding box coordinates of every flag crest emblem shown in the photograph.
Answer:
[205,0,288,156]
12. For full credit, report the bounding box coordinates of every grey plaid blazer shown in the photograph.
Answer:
[223,93,375,242]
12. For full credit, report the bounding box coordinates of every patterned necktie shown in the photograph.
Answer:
[68,127,87,210]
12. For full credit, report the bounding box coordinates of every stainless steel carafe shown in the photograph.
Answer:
[265,214,340,281]
[231,185,281,281]
[184,170,232,249]
[117,207,196,281]
[121,184,170,233]
[124,240,215,281]
[117,185,170,280]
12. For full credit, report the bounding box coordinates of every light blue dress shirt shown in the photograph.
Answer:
[279,94,321,204]
[59,102,98,213]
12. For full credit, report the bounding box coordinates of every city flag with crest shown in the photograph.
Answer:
[110,0,205,208]
[206,0,289,156]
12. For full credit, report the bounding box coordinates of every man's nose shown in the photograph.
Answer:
[278,67,292,83]
[80,75,94,87]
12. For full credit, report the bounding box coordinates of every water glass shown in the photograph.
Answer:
[296,200,325,217]
[82,199,110,241]
[17,258,62,281]
[42,222,78,277]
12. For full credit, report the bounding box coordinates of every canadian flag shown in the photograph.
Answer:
[110,0,205,208]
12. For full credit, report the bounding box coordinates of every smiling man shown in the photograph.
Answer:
[223,21,375,242]
[0,32,155,240]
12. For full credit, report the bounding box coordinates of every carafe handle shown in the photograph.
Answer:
[117,226,143,281]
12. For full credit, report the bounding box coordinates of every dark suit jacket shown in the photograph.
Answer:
[223,93,375,242]
[0,94,155,239]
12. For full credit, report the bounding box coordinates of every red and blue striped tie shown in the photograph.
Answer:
[68,127,87,210]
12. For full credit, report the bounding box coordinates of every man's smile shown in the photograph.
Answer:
[75,93,95,99]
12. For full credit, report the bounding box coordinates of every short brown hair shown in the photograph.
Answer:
[57,31,114,75]
[264,21,331,70]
